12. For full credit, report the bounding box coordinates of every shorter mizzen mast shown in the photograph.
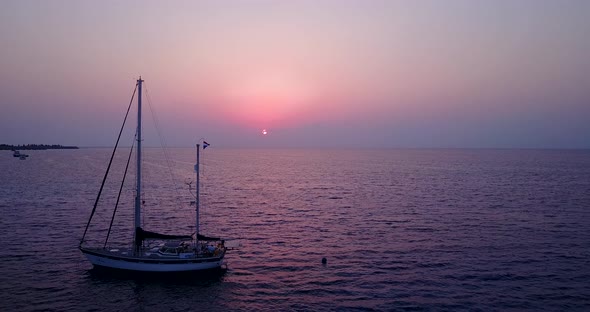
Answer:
[195,143,200,248]
[194,141,211,250]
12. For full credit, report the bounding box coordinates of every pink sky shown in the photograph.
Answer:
[1,0,589,148]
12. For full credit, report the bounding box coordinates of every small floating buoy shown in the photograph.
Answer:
[321,257,327,264]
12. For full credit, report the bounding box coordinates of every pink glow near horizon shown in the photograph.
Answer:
[1,1,589,148]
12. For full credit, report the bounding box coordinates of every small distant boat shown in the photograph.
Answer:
[15,150,29,159]
[79,77,228,273]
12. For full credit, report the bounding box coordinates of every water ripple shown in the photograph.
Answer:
[1,148,590,311]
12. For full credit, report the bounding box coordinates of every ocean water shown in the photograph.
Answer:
[1,148,589,311]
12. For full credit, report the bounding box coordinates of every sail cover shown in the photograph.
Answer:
[136,227,192,243]
[197,233,221,241]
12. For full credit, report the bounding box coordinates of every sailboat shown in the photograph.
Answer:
[79,77,227,272]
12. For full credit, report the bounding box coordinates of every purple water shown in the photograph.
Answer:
[1,148,589,311]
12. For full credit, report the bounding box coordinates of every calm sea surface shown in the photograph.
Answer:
[1,148,589,311]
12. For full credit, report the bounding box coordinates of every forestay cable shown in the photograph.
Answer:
[80,83,138,245]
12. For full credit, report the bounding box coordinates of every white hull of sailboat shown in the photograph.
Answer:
[80,248,225,272]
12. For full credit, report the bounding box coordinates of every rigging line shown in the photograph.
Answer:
[80,82,138,246]
[103,133,136,249]
[144,83,183,209]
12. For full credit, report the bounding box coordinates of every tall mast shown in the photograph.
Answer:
[135,77,143,246]
[195,144,200,245]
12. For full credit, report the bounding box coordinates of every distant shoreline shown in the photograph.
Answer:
[0,144,79,150]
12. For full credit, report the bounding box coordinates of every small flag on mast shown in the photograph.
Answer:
[203,141,210,149]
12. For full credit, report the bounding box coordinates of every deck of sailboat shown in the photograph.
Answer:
[80,246,225,263]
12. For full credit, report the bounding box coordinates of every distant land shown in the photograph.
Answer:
[0,144,79,150]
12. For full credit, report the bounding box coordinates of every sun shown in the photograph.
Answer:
[262,129,268,135]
